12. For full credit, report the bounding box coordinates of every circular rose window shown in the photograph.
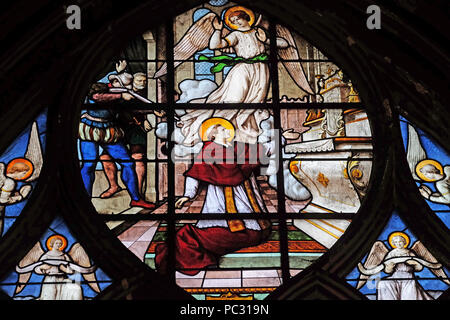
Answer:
[77,1,373,300]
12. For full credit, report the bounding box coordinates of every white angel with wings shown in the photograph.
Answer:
[153,5,315,146]
[14,234,100,300]
[405,123,450,205]
[356,231,449,300]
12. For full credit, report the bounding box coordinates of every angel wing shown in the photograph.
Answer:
[256,17,315,95]
[68,243,100,293]
[356,241,389,290]
[411,241,450,285]
[25,121,43,182]
[406,124,427,181]
[15,241,45,295]
[153,12,231,78]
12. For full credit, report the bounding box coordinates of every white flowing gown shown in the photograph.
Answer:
[179,29,271,146]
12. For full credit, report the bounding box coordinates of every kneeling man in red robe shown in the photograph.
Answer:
[155,118,272,275]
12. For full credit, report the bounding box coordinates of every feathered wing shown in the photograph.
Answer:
[15,242,45,295]
[406,124,427,181]
[275,25,315,95]
[68,243,100,293]
[153,12,231,78]
[356,241,389,290]
[255,17,314,95]
[411,241,450,285]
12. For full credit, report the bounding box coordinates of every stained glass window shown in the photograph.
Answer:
[399,116,449,227]
[0,217,112,300]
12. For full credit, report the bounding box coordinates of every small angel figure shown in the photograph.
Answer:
[405,123,450,205]
[153,5,315,145]
[14,234,100,300]
[357,231,449,300]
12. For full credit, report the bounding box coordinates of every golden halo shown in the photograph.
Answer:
[388,232,410,248]
[199,117,235,142]
[289,161,300,174]
[223,6,255,30]
[46,234,68,251]
[415,159,443,182]
[6,158,34,181]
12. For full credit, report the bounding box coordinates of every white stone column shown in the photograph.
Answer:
[143,30,157,202]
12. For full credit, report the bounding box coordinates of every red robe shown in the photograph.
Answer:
[184,141,266,186]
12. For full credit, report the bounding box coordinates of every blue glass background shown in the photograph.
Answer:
[399,115,450,228]
[0,216,112,300]
[80,71,124,171]
[0,109,47,236]
[208,0,229,6]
